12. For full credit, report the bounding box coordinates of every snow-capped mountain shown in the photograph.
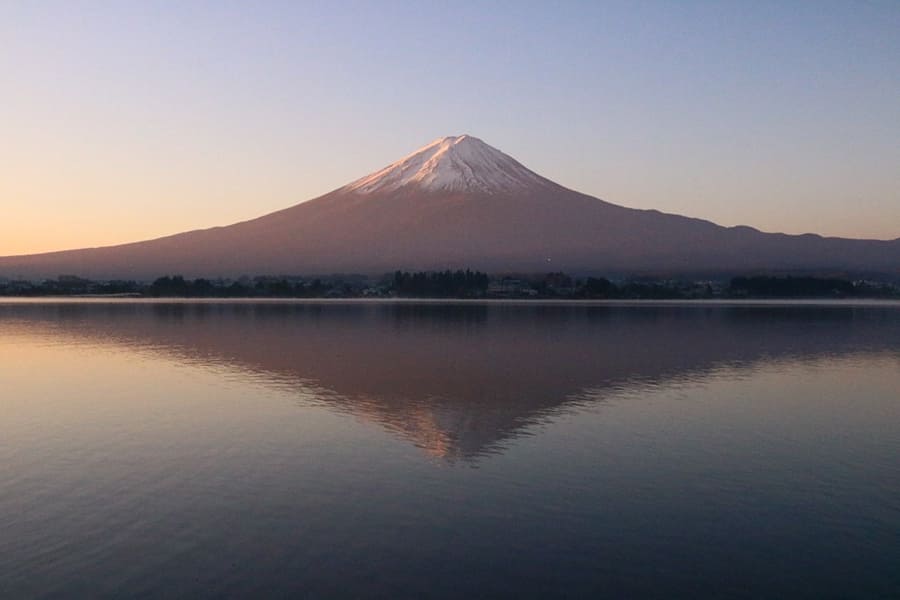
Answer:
[0,135,897,279]
[342,135,556,195]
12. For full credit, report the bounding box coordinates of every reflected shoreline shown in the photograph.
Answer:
[2,297,900,306]
[2,301,898,461]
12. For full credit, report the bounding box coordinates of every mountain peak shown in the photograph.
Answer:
[342,135,555,195]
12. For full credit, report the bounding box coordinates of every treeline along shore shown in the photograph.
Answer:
[0,271,898,300]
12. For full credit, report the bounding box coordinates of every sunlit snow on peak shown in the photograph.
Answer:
[343,135,555,195]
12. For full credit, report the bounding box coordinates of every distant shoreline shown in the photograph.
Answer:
[2,272,897,302]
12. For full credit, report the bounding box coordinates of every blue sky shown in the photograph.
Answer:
[2,1,898,254]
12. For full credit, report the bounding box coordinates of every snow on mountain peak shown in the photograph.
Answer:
[342,135,555,195]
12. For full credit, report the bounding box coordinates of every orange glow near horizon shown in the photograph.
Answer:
[3,169,897,258]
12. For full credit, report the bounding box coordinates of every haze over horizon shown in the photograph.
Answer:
[3,1,899,255]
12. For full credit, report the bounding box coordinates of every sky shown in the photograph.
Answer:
[2,0,899,255]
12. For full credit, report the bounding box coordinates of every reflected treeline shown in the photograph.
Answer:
[2,301,898,461]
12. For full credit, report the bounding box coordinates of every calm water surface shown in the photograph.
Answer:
[1,300,898,599]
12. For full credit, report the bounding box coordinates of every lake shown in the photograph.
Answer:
[1,300,898,599]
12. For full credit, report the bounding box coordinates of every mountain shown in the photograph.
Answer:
[1,134,898,279]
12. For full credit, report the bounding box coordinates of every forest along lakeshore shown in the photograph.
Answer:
[1,272,897,299]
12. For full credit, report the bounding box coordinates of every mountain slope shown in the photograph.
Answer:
[1,135,898,279]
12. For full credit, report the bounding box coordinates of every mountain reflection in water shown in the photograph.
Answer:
[3,300,897,462]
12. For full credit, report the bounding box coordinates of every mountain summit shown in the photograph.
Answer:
[342,135,556,195]
[0,135,898,279]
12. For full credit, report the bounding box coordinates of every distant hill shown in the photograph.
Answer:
[1,135,897,279]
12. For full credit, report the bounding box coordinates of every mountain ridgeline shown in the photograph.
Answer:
[1,135,897,280]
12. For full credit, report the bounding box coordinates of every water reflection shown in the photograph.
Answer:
[3,300,900,599]
[1,300,898,461]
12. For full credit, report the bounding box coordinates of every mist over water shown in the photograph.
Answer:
[1,300,899,598]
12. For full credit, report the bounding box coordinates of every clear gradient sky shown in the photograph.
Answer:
[2,1,899,255]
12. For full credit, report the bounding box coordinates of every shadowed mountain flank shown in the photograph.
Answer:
[1,136,898,279]
[3,301,898,461]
